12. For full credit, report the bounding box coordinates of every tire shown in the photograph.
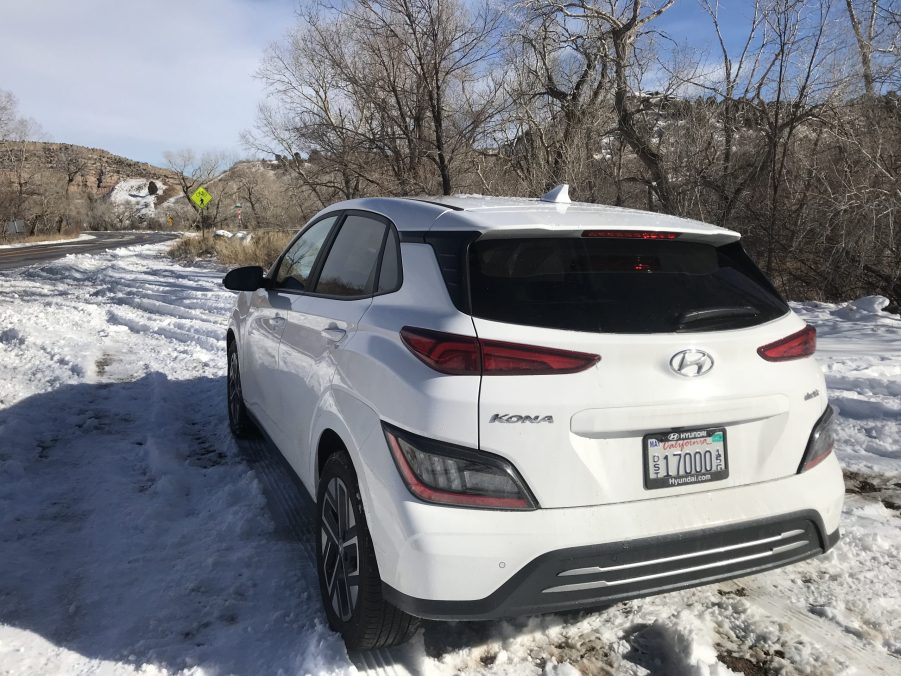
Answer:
[317,451,420,649]
[227,341,254,438]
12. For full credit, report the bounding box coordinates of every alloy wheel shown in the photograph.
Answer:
[228,350,242,424]
[320,476,360,622]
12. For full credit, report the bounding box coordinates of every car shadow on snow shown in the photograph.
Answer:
[0,373,348,674]
[0,372,633,674]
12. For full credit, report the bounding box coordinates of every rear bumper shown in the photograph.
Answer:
[360,441,844,610]
[384,510,839,620]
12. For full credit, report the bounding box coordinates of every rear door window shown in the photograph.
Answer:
[469,237,788,333]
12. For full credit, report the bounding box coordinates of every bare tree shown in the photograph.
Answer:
[248,0,504,202]
[163,149,226,238]
[56,145,88,232]
[1,92,37,229]
[844,0,901,96]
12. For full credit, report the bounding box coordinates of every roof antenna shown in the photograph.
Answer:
[540,184,571,204]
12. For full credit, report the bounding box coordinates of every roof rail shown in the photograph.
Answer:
[406,197,464,211]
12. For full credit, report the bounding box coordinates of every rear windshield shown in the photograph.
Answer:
[468,237,788,333]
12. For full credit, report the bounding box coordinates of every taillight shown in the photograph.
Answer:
[757,325,816,361]
[582,230,680,240]
[400,327,600,375]
[399,327,479,375]
[798,405,835,472]
[383,423,537,510]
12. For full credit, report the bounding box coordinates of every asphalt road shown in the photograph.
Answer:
[0,232,178,271]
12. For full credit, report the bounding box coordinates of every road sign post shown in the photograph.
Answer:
[190,186,213,210]
[189,186,214,237]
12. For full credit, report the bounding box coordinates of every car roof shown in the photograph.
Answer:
[318,195,741,243]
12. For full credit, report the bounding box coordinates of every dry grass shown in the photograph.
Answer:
[167,230,295,269]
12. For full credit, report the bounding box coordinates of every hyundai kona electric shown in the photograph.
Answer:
[223,188,843,649]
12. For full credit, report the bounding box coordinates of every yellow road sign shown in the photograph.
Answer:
[190,186,213,209]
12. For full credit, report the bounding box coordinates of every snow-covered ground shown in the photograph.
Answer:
[0,243,898,675]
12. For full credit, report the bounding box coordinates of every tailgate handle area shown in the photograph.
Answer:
[570,394,790,437]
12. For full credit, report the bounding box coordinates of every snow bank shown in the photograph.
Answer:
[794,296,901,475]
[0,233,96,250]
[213,230,252,242]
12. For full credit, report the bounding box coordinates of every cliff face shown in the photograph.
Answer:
[0,142,298,231]
[0,141,180,198]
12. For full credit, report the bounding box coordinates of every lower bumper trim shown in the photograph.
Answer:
[383,510,839,621]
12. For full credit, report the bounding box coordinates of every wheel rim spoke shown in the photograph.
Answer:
[228,354,241,422]
[320,476,360,622]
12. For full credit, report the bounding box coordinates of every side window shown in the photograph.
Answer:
[314,214,387,297]
[377,226,401,293]
[274,216,337,291]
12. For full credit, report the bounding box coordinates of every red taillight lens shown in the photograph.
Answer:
[481,339,600,374]
[400,327,600,375]
[582,230,680,240]
[399,327,480,375]
[757,325,817,362]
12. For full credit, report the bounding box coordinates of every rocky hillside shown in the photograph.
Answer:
[0,141,299,233]
[0,141,181,199]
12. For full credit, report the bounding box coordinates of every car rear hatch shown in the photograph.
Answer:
[469,228,824,508]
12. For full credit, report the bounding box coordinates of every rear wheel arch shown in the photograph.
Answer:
[318,428,351,479]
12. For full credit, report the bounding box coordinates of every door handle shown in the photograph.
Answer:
[321,327,346,342]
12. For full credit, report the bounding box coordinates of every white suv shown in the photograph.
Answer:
[224,189,843,649]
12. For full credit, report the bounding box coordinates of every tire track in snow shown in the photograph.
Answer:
[721,579,901,674]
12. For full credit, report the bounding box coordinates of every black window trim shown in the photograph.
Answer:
[375,220,403,296]
[271,209,403,301]
[269,211,345,292]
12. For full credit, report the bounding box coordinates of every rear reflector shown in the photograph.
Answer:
[757,325,816,361]
[400,327,600,376]
[582,230,680,240]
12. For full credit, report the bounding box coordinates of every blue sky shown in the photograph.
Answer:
[0,0,298,167]
[0,1,753,167]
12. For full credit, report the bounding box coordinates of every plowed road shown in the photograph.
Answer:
[0,232,177,270]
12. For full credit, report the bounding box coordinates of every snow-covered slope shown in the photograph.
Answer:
[0,244,898,675]
[109,178,166,217]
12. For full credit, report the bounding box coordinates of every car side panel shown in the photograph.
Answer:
[277,294,372,489]
[326,243,481,576]
[240,289,291,436]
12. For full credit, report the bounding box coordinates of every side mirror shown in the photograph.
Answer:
[223,266,270,292]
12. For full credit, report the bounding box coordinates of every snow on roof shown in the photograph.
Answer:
[320,195,741,242]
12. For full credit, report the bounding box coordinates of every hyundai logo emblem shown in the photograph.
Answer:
[670,349,714,377]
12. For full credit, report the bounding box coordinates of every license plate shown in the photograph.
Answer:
[643,427,728,490]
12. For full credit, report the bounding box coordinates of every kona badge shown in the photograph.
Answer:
[489,414,554,424]
[670,349,714,377]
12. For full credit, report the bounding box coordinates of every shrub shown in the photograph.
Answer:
[167,230,295,269]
